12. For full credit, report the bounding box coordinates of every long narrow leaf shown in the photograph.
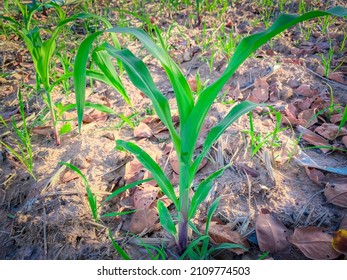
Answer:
[157,200,177,237]
[188,165,228,219]
[116,140,178,208]
[108,228,131,260]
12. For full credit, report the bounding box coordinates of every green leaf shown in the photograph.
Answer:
[116,140,178,208]
[59,123,72,136]
[205,196,222,235]
[108,228,131,260]
[188,166,227,219]
[207,243,249,255]
[157,200,177,237]
[101,210,136,218]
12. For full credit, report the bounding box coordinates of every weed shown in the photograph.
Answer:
[0,90,35,179]
[74,7,347,256]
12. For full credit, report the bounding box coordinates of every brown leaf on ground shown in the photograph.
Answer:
[343,136,347,149]
[316,65,325,76]
[124,159,145,185]
[296,97,314,111]
[133,185,159,210]
[324,182,347,207]
[252,77,269,102]
[32,126,53,137]
[332,229,347,254]
[134,122,153,138]
[283,103,300,125]
[129,208,159,234]
[227,83,243,100]
[169,151,179,174]
[255,208,291,253]
[328,72,345,83]
[298,108,318,128]
[62,168,87,183]
[295,84,318,97]
[288,227,341,259]
[82,110,107,123]
[296,125,330,153]
[315,123,347,140]
[207,221,249,255]
[170,171,180,185]
[188,78,197,92]
[1,107,19,120]
[330,114,343,124]
[305,167,325,186]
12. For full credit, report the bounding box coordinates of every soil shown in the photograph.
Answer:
[0,0,346,260]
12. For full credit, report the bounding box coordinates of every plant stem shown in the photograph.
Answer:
[178,161,190,255]
[45,89,60,145]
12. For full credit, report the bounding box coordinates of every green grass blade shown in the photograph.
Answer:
[188,166,227,219]
[207,243,248,255]
[101,210,135,218]
[157,200,177,237]
[108,228,131,260]
[179,235,209,260]
[116,140,178,208]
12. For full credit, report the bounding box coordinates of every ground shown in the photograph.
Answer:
[0,0,346,260]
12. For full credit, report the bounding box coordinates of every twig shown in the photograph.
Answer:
[306,67,347,91]
[43,206,48,258]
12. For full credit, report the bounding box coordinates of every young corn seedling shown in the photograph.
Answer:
[1,1,127,145]
[74,7,347,255]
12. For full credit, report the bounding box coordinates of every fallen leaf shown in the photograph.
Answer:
[343,136,347,149]
[207,221,249,255]
[296,97,314,111]
[252,78,269,102]
[324,182,347,207]
[62,168,87,183]
[296,125,330,153]
[129,208,159,234]
[169,151,179,174]
[288,227,341,259]
[298,108,317,128]
[32,126,53,137]
[316,65,325,76]
[295,84,318,97]
[328,72,345,83]
[188,78,197,92]
[283,103,300,125]
[305,167,325,186]
[1,107,19,120]
[124,159,145,185]
[255,208,291,253]
[82,110,107,123]
[134,122,153,138]
[315,123,347,140]
[330,114,343,124]
[332,229,347,254]
[133,185,159,210]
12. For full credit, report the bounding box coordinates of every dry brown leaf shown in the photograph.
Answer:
[315,123,347,140]
[134,122,153,138]
[316,65,325,76]
[295,84,318,97]
[343,136,347,149]
[255,208,291,253]
[1,107,19,120]
[252,77,269,102]
[124,159,145,185]
[169,151,179,174]
[62,168,87,183]
[305,167,325,186]
[288,227,341,259]
[332,229,347,254]
[32,126,53,137]
[328,72,345,83]
[207,221,249,255]
[296,97,314,111]
[298,108,317,128]
[188,78,197,92]
[283,103,300,125]
[324,182,347,207]
[82,110,107,123]
[129,208,159,234]
[296,125,330,153]
[330,114,343,124]
[133,185,159,210]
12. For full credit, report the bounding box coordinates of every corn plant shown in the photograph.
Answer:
[1,0,127,145]
[74,7,347,255]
